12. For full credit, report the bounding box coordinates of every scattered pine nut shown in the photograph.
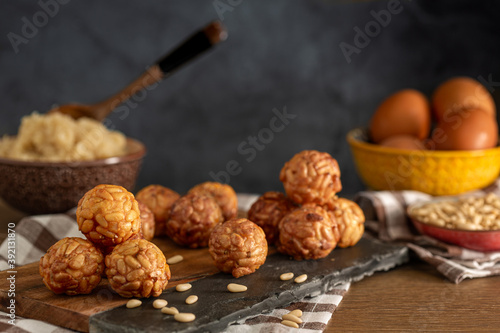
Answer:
[289,309,303,317]
[280,272,294,281]
[185,295,198,304]
[176,283,192,292]
[281,320,299,328]
[167,255,184,265]
[227,283,247,293]
[174,312,196,323]
[126,299,142,309]
[282,313,303,324]
[153,299,168,309]
[161,307,179,315]
[294,274,307,283]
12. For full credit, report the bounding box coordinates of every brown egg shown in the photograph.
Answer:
[369,89,431,143]
[379,135,427,150]
[432,77,495,122]
[431,108,498,150]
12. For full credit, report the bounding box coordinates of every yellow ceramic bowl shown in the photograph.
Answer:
[347,128,500,196]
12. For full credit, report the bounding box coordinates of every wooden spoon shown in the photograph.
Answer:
[49,21,227,121]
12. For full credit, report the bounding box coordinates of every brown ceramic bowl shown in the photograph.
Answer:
[0,138,146,214]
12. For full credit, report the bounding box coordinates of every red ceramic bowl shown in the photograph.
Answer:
[408,202,500,252]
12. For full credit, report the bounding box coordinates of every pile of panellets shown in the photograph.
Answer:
[248,150,366,261]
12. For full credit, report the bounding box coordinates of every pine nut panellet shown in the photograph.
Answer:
[209,218,268,278]
[76,184,142,254]
[105,239,171,298]
[279,150,342,205]
[39,237,104,295]
[276,205,337,260]
[247,191,296,245]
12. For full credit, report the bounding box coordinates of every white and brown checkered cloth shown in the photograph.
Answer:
[0,194,349,333]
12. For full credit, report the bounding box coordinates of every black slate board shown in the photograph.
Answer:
[89,237,408,333]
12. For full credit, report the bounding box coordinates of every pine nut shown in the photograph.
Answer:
[185,295,198,304]
[174,313,196,323]
[289,309,303,317]
[281,320,299,328]
[176,283,192,292]
[280,272,294,281]
[227,283,247,292]
[126,299,142,309]
[294,274,307,283]
[167,255,184,265]
[161,307,179,315]
[153,299,168,309]
[282,313,303,324]
[409,194,500,231]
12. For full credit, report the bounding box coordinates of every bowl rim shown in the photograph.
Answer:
[0,137,146,167]
[407,197,500,234]
[347,127,500,157]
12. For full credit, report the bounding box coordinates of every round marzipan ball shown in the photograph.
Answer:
[276,205,337,260]
[76,184,141,254]
[246,191,296,244]
[208,218,268,278]
[39,237,104,295]
[322,198,365,248]
[279,150,342,205]
[138,201,155,241]
[188,181,238,221]
[135,184,180,236]
[105,239,171,298]
[166,193,224,248]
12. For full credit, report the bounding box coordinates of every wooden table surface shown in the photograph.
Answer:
[2,199,499,332]
[328,261,500,332]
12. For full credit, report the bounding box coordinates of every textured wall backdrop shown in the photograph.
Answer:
[1,0,500,195]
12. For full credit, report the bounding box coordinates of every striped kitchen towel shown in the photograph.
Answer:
[0,194,349,332]
[354,180,500,284]
[224,282,350,333]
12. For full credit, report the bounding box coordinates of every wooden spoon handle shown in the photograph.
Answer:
[157,20,227,77]
[93,21,227,121]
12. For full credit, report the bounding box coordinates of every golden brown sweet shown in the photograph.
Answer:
[39,237,104,295]
[188,182,238,221]
[276,205,337,260]
[135,184,180,237]
[105,239,171,298]
[322,198,365,248]
[208,218,268,278]
[76,184,141,253]
[246,191,295,244]
[165,193,223,248]
[279,150,342,205]
[138,201,155,241]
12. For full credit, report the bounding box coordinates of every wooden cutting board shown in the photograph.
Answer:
[0,235,409,332]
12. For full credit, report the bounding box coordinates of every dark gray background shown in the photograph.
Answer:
[1,0,500,195]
